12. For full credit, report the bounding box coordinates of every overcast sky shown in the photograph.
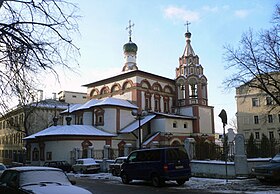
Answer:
[41,0,279,133]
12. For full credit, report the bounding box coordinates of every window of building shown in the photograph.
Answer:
[173,122,177,128]
[269,131,274,139]
[72,95,77,98]
[95,109,104,126]
[266,96,273,105]
[46,152,52,160]
[252,98,259,107]
[184,123,188,128]
[154,99,159,112]
[268,114,273,123]
[254,116,259,124]
[255,132,260,140]
[32,148,39,161]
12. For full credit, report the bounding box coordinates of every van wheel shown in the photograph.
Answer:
[151,175,163,187]
[176,179,186,186]
[121,173,131,184]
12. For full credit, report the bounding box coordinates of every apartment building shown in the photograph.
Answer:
[236,84,280,140]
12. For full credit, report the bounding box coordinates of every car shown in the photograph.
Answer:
[72,158,100,174]
[252,153,280,182]
[43,161,72,172]
[109,156,127,176]
[0,163,6,176]
[120,147,191,187]
[0,166,92,194]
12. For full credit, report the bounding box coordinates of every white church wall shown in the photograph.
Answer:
[151,118,193,135]
[104,108,117,133]
[199,107,213,134]
[114,92,132,101]
[83,111,92,125]
[179,106,193,116]
[120,109,135,129]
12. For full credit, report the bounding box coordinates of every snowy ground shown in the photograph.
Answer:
[68,173,280,194]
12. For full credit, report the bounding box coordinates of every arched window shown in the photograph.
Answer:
[90,89,99,97]
[140,80,151,89]
[152,83,162,92]
[111,84,121,93]
[123,80,133,90]
[164,86,173,94]
[100,87,109,95]
[188,78,198,98]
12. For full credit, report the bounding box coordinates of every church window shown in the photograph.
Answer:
[111,84,121,92]
[184,123,188,128]
[123,81,132,89]
[145,92,151,110]
[190,67,194,74]
[189,84,197,98]
[163,97,170,113]
[95,109,104,126]
[154,94,160,112]
[100,87,109,95]
[173,122,177,128]
[164,86,172,94]
[90,89,99,97]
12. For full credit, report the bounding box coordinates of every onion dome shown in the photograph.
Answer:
[123,38,138,53]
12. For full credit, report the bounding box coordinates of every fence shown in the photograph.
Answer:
[245,140,280,158]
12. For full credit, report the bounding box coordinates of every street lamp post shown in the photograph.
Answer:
[218,109,228,182]
[132,109,148,149]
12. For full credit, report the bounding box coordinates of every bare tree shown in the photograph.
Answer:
[0,0,80,114]
[223,4,280,106]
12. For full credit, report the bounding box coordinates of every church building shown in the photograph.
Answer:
[24,21,215,165]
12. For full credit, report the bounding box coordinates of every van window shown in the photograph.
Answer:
[128,152,137,162]
[139,150,160,162]
[166,149,188,162]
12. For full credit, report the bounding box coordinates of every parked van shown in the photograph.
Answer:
[120,147,191,187]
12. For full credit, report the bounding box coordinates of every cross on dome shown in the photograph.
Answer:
[184,21,191,32]
[126,20,135,42]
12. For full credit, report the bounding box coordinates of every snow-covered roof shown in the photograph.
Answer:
[120,114,156,133]
[74,99,100,112]
[93,98,138,109]
[60,104,82,114]
[142,132,161,146]
[65,97,138,113]
[154,112,195,119]
[23,125,116,140]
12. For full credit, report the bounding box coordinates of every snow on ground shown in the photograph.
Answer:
[68,173,280,194]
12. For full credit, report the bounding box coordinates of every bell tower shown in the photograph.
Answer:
[175,22,214,136]
[175,21,208,107]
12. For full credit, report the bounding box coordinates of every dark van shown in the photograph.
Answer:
[120,147,191,187]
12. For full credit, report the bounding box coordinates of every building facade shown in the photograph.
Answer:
[24,26,215,165]
[0,91,87,165]
[236,83,280,140]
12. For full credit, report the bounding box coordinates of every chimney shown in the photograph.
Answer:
[37,90,43,101]
[52,92,57,100]
[53,116,59,126]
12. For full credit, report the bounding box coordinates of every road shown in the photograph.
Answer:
[75,178,214,194]
[69,173,280,194]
